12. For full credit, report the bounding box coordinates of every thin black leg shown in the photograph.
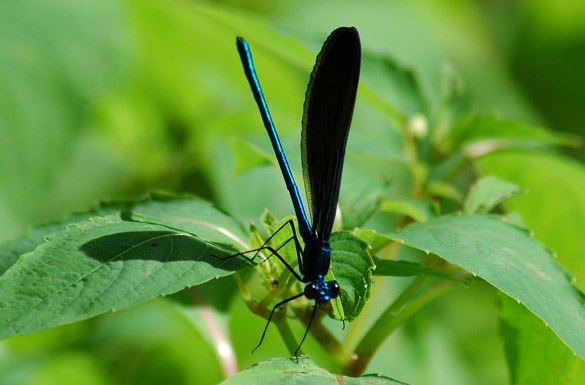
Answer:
[294,304,319,362]
[213,219,305,282]
[252,292,305,354]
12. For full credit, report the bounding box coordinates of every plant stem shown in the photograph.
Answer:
[347,278,456,376]
[188,288,238,378]
[274,316,299,357]
[232,271,252,302]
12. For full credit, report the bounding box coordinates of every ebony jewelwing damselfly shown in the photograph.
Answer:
[235,27,361,357]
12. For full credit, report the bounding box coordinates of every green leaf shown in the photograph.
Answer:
[450,115,580,156]
[464,175,522,214]
[230,137,273,175]
[0,196,251,339]
[353,228,393,254]
[383,214,585,359]
[498,293,585,385]
[0,193,250,276]
[373,259,462,283]
[380,198,437,223]
[329,232,374,322]
[221,356,408,384]
[0,200,135,276]
[476,151,585,292]
[323,267,345,322]
[501,212,529,230]
[425,180,464,202]
[360,53,429,128]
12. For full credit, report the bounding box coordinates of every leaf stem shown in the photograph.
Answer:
[347,278,456,376]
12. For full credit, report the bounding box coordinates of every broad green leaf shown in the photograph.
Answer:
[498,293,585,385]
[329,232,374,322]
[373,259,462,283]
[383,214,585,359]
[464,175,522,214]
[0,193,249,276]
[0,196,251,339]
[450,115,580,156]
[476,151,585,292]
[221,356,408,384]
[0,200,134,276]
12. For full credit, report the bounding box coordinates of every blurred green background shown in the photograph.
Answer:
[1,0,584,384]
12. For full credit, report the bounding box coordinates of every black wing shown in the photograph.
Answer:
[301,27,361,241]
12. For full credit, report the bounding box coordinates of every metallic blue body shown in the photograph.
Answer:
[236,38,313,242]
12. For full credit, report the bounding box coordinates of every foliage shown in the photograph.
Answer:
[1,0,585,384]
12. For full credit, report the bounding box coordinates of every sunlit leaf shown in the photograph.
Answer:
[380,199,437,223]
[221,356,408,384]
[0,193,250,276]
[464,175,522,214]
[0,195,251,339]
[373,259,462,283]
[476,151,585,291]
[383,214,585,359]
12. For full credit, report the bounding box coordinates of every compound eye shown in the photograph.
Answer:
[329,281,340,299]
[304,283,317,300]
